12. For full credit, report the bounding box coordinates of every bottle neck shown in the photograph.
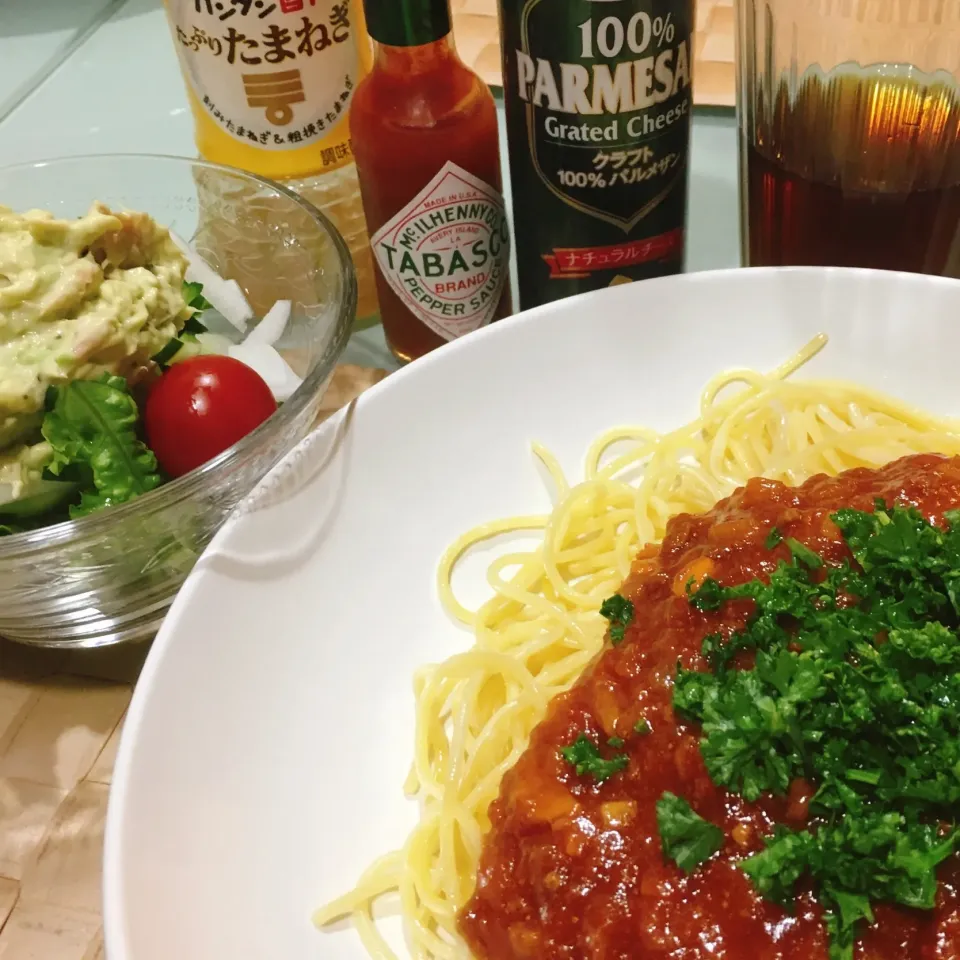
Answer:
[373,34,457,76]
[364,0,452,48]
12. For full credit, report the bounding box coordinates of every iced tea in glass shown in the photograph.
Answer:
[737,0,960,274]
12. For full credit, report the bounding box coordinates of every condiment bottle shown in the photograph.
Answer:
[350,0,511,363]
[163,0,379,326]
[498,0,693,310]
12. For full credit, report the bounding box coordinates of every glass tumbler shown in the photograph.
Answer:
[737,0,960,275]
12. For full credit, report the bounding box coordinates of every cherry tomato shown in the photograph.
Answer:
[144,355,277,478]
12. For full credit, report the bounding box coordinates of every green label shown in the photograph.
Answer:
[501,0,693,309]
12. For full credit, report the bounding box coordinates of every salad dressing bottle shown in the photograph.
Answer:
[163,0,379,325]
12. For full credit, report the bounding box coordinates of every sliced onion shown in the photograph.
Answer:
[195,331,235,355]
[168,231,253,332]
[228,342,303,402]
[222,280,254,326]
[243,299,291,347]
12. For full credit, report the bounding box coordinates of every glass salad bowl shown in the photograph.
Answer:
[0,154,356,648]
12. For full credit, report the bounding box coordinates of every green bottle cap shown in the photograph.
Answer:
[363,0,451,47]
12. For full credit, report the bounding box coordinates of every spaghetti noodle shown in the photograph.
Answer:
[314,335,960,959]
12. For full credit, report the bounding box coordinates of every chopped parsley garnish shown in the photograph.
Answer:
[600,593,634,645]
[633,718,651,735]
[742,816,956,959]
[560,733,628,783]
[687,576,725,612]
[656,792,724,872]
[607,736,624,748]
[785,536,823,569]
[675,503,960,956]
[765,526,784,549]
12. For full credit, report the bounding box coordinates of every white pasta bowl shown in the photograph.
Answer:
[104,266,960,960]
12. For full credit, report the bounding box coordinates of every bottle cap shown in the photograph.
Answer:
[363,0,451,47]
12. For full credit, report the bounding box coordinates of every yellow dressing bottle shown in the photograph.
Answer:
[164,0,378,325]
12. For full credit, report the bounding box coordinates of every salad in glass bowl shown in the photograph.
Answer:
[0,201,308,530]
[0,154,355,648]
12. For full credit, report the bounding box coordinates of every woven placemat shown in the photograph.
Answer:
[451,0,736,107]
[0,362,388,959]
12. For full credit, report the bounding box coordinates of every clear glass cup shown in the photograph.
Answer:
[0,154,356,649]
[736,0,960,274]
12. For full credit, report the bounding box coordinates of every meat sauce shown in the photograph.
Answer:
[459,453,960,959]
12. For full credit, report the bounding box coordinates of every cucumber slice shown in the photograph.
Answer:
[152,338,184,367]
[155,330,233,371]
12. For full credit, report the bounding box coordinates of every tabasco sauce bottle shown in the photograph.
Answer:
[350,0,511,363]
[498,0,693,310]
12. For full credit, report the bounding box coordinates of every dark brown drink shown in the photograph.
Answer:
[743,67,960,274]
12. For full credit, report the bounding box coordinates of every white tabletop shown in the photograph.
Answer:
[0,0,741,370]
[0,0,123,120]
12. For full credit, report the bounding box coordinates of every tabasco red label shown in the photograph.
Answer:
[499,0,693,310]
[370,162,510,342]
